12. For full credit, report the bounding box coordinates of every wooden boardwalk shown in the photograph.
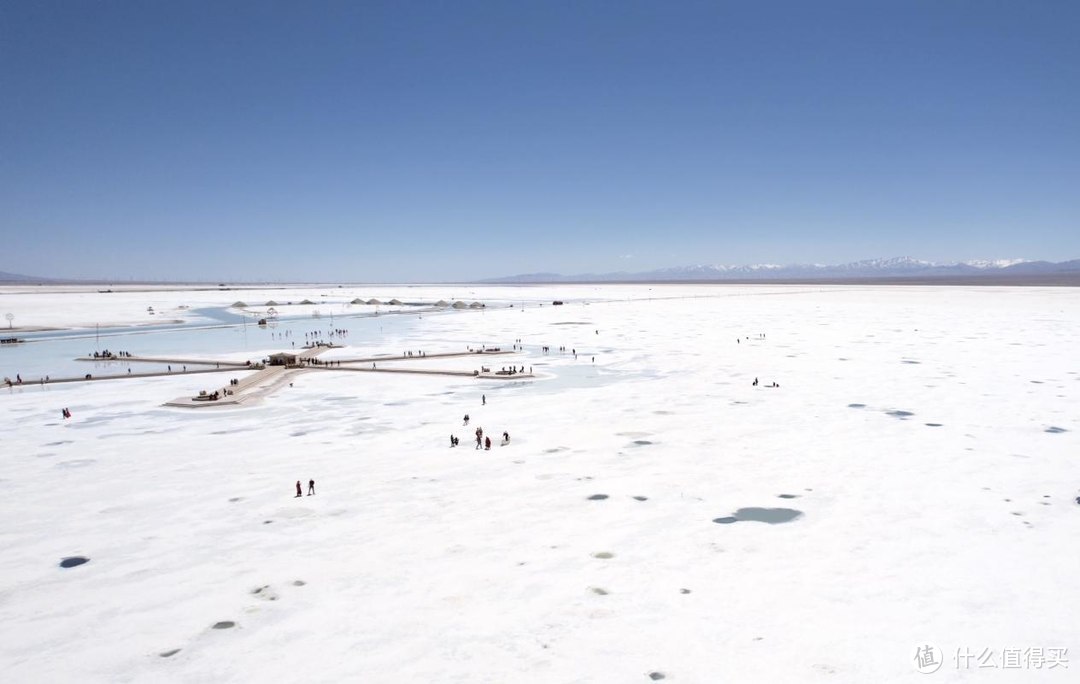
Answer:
[6,346,531,408]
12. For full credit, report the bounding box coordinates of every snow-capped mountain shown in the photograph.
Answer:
[961,258,1031,269]
[485,257,1080,283]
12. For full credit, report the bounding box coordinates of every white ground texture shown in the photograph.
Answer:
[1,284,1078,683]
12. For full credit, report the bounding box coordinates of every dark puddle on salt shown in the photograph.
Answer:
[714,508,803,525]
[59,556,89,568]
[587,494,609,500]
[848,403,866,408]
[212,621,235,630]
[631,440,653,446]
[1045,427,1067,434]
[886,410,914,419]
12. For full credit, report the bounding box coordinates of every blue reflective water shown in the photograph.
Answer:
[1,308,422,381]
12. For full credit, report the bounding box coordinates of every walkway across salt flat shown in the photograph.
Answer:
[160,347,531,408]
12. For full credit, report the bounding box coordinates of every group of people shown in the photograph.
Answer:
[5,374,52,386]
[752,377,780,388]
[496,366,529,375]
[295,479,316,497]
[305,357,343,367]
[453,399,512,450]
[456,426,510,450]
[302,329,348,347]
[90,349,131,359]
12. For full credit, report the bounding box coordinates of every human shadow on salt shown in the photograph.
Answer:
[60,556,89,568]
[713,508,803,525]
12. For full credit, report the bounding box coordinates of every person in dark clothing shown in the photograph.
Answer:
[482,394,486,405]
[308,479,315,496]
[484,436,491,450]
[295,481,302,498]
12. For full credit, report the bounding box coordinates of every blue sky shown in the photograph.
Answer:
[2,1,1077,281]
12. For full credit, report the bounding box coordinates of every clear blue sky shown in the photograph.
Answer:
[2,1,1077,281]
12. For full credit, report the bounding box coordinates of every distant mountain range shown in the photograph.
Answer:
[484,257,1080,283]
[5,257,1080,285]
[0,270,51,283]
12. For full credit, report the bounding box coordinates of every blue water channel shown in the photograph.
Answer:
[1,307,423,381]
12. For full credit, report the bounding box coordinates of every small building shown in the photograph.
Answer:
[267,352,300,367]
